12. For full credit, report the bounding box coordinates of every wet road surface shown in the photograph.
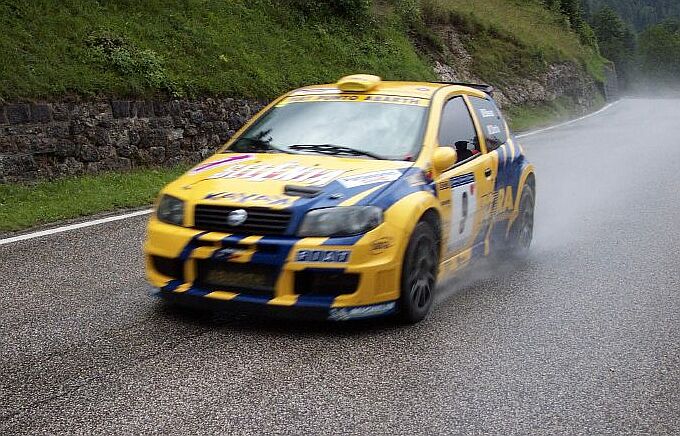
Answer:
[1,98,679,434]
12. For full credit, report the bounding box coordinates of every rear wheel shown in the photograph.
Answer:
[506,183,535,258]
[399,221,439,324]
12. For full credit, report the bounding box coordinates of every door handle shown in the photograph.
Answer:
[484,168,493,178]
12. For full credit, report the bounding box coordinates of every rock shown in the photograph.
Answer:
[6,104,30,124]
[189,110,205,124]
[79,145,100,162]
[0,153,37,181]
[57,157,85,176]
[30,104,52,123]
[112,101,131,118]
[149,146,166,163]
[52,103,71,122]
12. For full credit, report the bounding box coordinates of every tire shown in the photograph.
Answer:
[506,183,535,258]
[399,221,440,324]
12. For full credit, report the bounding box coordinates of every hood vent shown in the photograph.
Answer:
[284,185,323,198]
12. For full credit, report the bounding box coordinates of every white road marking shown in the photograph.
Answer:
[0,209,152,246]
[0,100,621,246]
[516,101,619,139]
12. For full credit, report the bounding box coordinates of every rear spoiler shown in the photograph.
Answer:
[436,82,494,96]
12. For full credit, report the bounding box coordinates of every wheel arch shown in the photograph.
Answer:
[513,164,536,213]
[420,208,442,253]
[382,190,444,264]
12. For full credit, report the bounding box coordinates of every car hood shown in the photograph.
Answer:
[166,153,416,210]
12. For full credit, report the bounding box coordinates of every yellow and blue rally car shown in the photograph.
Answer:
[144,75,535,323]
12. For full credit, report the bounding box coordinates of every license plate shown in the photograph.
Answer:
[203,268,270,289]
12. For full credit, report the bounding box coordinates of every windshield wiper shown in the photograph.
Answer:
[229,137,296,154]
[288,144,384,160]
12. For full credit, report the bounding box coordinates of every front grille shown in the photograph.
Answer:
[194,205,292,235]
[151,256,184,281]
[195,260,278,296]
[295,270,360,296]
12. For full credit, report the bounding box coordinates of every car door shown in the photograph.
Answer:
[434,96,497,265]
[467,96,516,222]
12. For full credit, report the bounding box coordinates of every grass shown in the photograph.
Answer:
[505,93,606,132]
[0,0,607,100]
[0,97,607,233]
[417,0,607,83]
[0,167,186,232]
[0,0,435,100]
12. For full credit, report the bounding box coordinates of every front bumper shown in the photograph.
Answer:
[144,217,407,320]
[156,287,397,321]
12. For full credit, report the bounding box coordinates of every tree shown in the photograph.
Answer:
[638,19,680,82]
[591,7,636,87]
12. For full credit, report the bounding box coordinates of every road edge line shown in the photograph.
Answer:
[0,209,152,246]
[0,100,621,246]
[516,100,620,139]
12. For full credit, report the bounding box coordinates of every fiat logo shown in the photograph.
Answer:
[227,209,248,226]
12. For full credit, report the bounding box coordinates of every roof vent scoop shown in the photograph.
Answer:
[337,74,382,92]
[284,185,323,198]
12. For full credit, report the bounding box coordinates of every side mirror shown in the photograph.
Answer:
[433,147,457,172]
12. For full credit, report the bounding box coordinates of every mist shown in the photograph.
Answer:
[435,97,680,307]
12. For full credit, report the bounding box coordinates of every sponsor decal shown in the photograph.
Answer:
[213,248,241,261]
[486,124,502,136]
[277,94,429,107]
[328,302,396,321]
[295,250,351,263]
[204,192,295,206]
[208,162,345,186]
[338,169,402,188]
[289,88,340,96]
[189,154,255,175]
[370,237,394,255]
[489,186,515,215]
[479,108,496,118]
[439,173,474,190]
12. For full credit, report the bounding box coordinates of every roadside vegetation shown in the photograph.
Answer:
[0,0,635,232]
[0,167,185,232]
[0,0,604,100]
[415,0,605,83]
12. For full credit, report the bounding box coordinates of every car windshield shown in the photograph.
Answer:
[227,98,428,160]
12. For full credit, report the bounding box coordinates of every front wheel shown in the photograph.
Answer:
[399,221,440,324]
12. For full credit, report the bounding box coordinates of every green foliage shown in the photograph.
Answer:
[286,0,372,21]
[0,0,433,99]
[583,0,680,32]
[417,0,604,84]
[0,0,606,100]
[591,7,637,86]
[638,19,680,82]
[0,167,187,232]
[85,33,182,97]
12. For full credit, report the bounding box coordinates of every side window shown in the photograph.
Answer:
[438,97,480,163]
[469,97,508,151]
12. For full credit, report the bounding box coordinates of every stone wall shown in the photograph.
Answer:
[0,98,264,182]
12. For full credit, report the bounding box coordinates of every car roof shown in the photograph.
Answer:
[290,81,488,99]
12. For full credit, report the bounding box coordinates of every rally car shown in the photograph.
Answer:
[144,74,535,323]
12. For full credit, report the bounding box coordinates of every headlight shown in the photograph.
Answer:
[157,195,184,226]
[298,206,383,237]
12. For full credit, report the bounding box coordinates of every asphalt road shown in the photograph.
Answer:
[2,98,679,435]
